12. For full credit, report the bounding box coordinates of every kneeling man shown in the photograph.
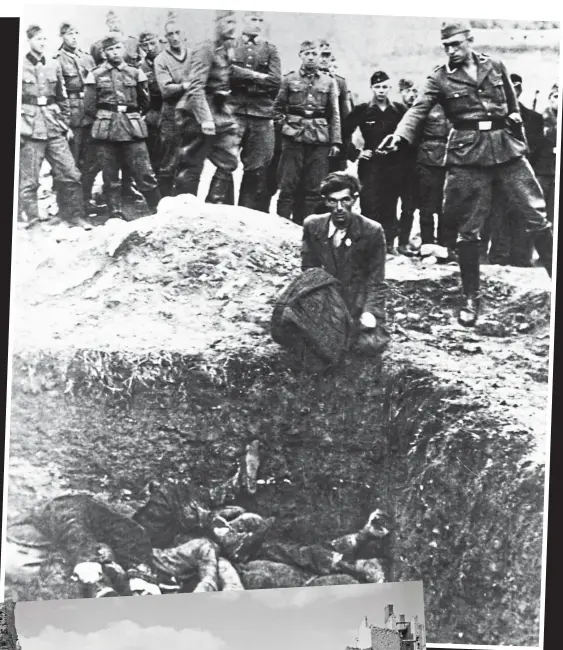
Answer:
[301,171,390,354]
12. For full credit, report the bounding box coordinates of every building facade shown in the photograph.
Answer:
[347,604,425,650]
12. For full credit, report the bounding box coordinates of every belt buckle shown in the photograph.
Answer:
[36,96,47,106]
[479,121,492,131]
[117,105,127,113]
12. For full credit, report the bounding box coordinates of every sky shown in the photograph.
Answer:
[16,582,424,650]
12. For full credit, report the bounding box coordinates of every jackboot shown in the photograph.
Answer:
[106,192,127,221]
[533,228,554,278]
[174,171,200,197]
[457,241,481,327]
[206,172,233,205]
[239,170,267,211]
[158,177,174,199]
[59,182,93,230]
[142,187,162,214]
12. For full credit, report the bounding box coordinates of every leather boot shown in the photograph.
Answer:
[142,187,161,214]
[457,241,481,327]
[239,170,268,211]
[158,177,174,199]
[174,171,200,197]
[59,182,93,230]
[121,174,144,203]
[106,192,126,221]
[206,172,233,205]
[533,228,553,278]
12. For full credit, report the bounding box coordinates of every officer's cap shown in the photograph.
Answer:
[299,40,318,54]
[215,10,235,21]
[101,32,124,50]
[59,21,77,36]
[398,78,414,91]
[510,73,523,87]
[440,20,472,40]
[370,70,390,86]
[139,31,158,44]
[26,24,42,39]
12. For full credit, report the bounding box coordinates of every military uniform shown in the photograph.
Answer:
[230,33,282,211]
[536,103,558,224]
[274,67,341,224]
[154,45,191,197]
[139,49,164,175]
[174,35,239,203]
[394,48,553,304]
[83,53,160,218]
[416,103,451,246]
[19,49,86,225]
[344,98,406,247]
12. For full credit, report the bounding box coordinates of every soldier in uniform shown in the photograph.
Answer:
[274,40,341,225]
[319,40,351,173]
[230,10,282,211]
[138,31,163,176]
[396,78,420,256]
[379,20,553,326]
[343,70,406,254]
[154,14,192,198]
[416,103,453,259]
[83,33,161,220]
[485,73,545,267]
[535,83,558,226]
[19,25,90,228]
[174,10,239,204]
[91,10,145,203]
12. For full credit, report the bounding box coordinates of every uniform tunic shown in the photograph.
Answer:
[394,51,551,244]
[140,55,163,172]
[230,34,282,211]
[274,66,341,224]
[19,51,83,221]
[535,106,558,223]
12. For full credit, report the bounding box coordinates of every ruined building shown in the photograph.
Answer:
[346,604,426,650]
[0,601,21,650]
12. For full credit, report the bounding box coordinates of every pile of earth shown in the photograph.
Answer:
[8,197,552,647]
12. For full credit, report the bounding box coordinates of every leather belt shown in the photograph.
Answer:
[21,94,56,106]
[287,108,326,118]
[67,91,85,99]
[97,103,138,113]
[453,119,506,131]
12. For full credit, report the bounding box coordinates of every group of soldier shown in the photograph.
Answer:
[19,11,558,322]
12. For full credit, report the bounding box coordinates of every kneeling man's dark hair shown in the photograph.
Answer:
[319,171,361,197]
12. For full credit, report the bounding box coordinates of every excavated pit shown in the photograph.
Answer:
[7,199,551,646]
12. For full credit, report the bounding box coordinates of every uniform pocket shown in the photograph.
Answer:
[310,117,329,143]
[281,113,303,139]
[444,88,471,118]
[91,116,112,140]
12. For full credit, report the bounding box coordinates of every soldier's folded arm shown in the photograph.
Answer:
[301,221,322,270]
[363,226,388,321]
[136,69,150,115]
[185,42,215,124]
[83,72,98,120]
[154,57,185,101]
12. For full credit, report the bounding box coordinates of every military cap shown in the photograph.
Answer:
[299,40,317,54]
[510,73,523,86]
[26,24,42,39]
[59,21,77,36]
[139,30,158,44]
[440,20,471,40]
[370,70,390,85]
[398,78,414,91]
[101,32,124,50]
[216,10,235,21]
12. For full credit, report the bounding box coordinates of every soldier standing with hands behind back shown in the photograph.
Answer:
[274,40,341,225]
[379,20,553,327]
[83,33,161,221]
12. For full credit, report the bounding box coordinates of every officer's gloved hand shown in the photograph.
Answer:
[72,561,104,584]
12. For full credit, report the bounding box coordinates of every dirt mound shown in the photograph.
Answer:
[13,195,302,357]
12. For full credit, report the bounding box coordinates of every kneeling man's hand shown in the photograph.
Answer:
[360,312,377,329]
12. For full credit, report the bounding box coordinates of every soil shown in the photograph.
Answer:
[7,198,552,646]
